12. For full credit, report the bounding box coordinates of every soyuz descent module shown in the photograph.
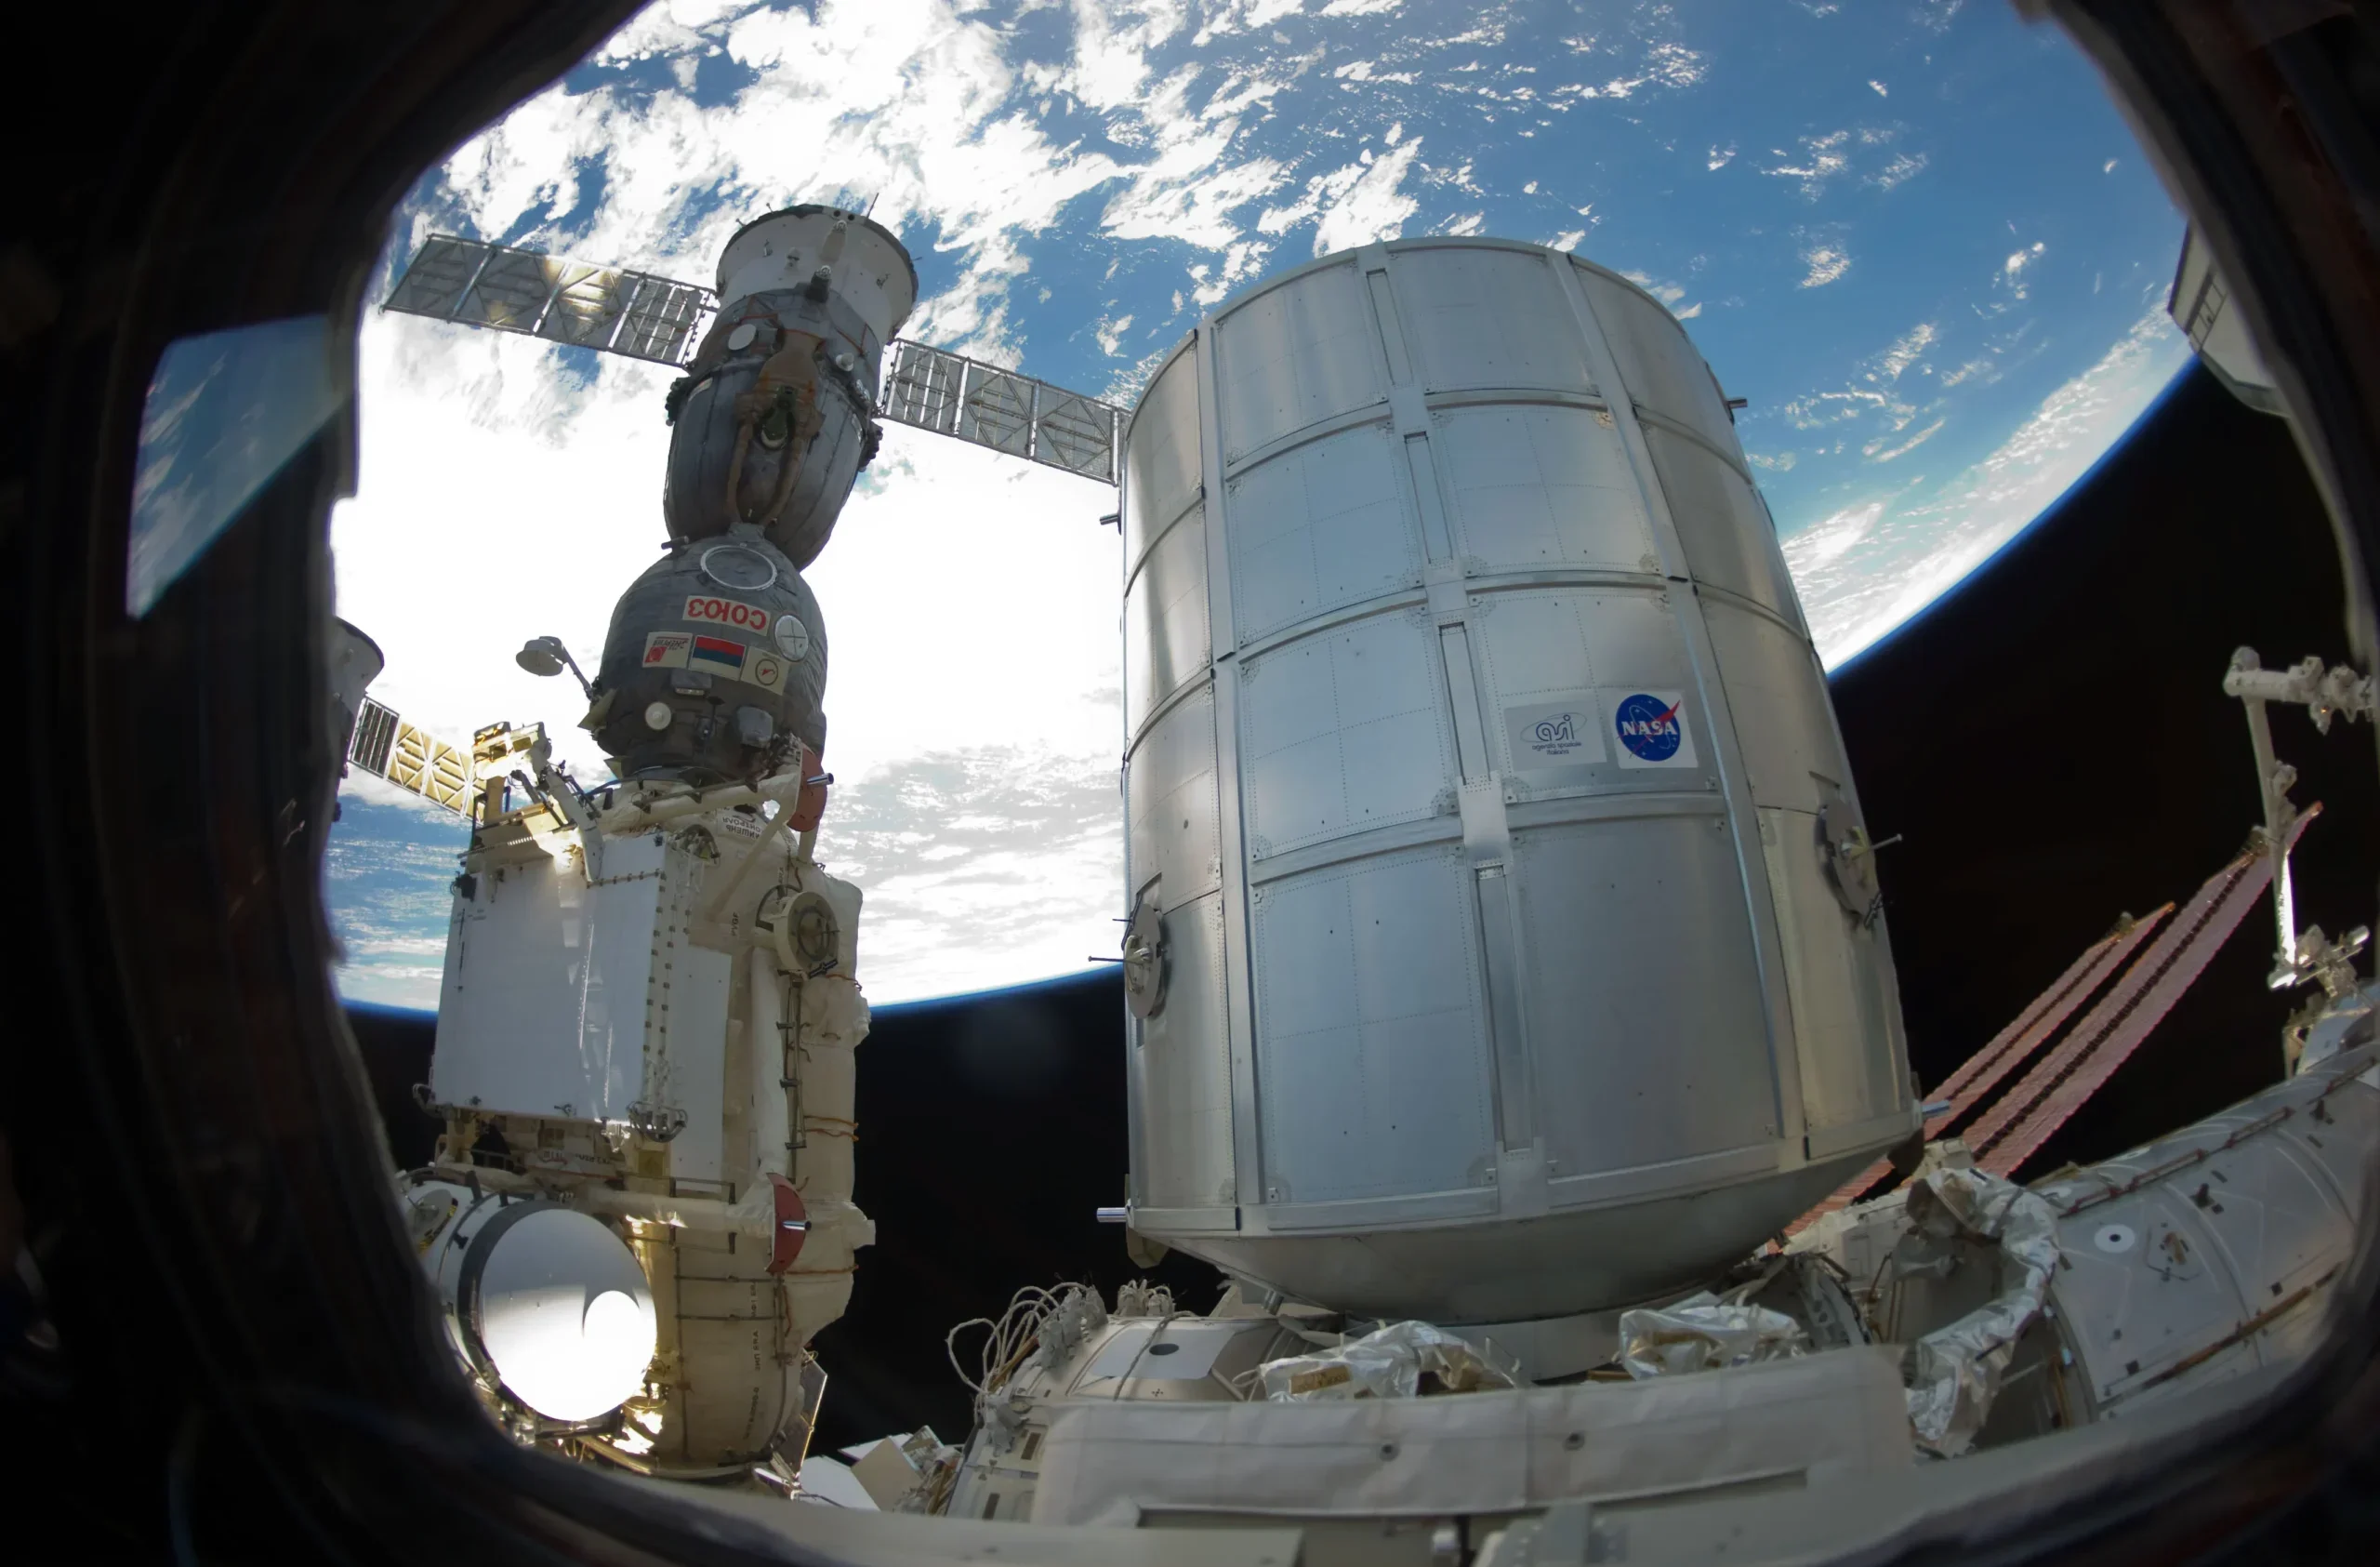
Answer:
[334,207,2380,1546]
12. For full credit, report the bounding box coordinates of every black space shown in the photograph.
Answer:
[1833,362,2378,1173]
[341,360,2376,1452]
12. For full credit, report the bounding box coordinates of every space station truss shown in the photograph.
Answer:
[382,234,717,367]
[349,697,472,815]
[878,339,1125,485]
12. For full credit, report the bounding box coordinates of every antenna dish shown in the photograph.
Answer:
[516,636,568,677]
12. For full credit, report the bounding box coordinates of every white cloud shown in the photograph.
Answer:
[1622,268,1702,319]
[2103,158,2119,174]
[1874,321,1938,382]
[1057,0,1190,112]
[1864,418,1944,461]
[1800,244,1852,287]
[1868,151,1928,191]
[1869,79,1888,96]
[1263,135,1426,256]
[1765,129,1853,199]
[1623,270,1686,305]
[1095,312,1135,354]
[1548,228,1587,252]
[1708,142,1737,171]
[2002,239,2047,300]
[1784,501,1881,570]
[1765,126,1925,199]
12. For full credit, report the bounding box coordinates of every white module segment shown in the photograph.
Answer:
[715,206,918,357]
[433,830,730,1182]
[1118,237,1917,1322]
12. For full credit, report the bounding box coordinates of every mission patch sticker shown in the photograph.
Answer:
[642,631,690,669]
[1503,697,1606,766]
[745,651,788,694]
[689,634,747,676]
[1609,690,1698,769]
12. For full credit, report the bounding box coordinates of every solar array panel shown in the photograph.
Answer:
[1786,810,2319,1237]
[1786,908,2173,1234]
[382,234,717,368]
[879,339,1125,484]
[1973,811,2316,1176]
[350,697,472,816]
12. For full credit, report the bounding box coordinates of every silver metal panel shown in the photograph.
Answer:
[2189,1136,2359,1302]
[1759,808,1906,1135]
[1390,245,1596,393]
[1703,599,1848,814]
[2167,225,2283,415]
[432,834,672,1122]
[1122,503,1210,732]
[1463,586,1705,789]
[1213,261,1382,461]
[2051,1188,2269,1402]
[1122,349,1203,569]
[1197,318,1266,1215]
[663,940,733,1185]
[1224,421,1420,643]
[1183,1145,1867,1322]
[1639,423,1802,622]
[1551,252,1818,1151]
[1510,818,1778,1179]
[1132,893,1236,1211]
[1433,406,1657,576]
[1250,844,1495,1205]
[1567,260,1738,450]
[2036,1062,2375,1411]
[2285,1058,2380,1203]
[382,234,716,367]
[1126,682,1223,912]
[1238,611,1455,860]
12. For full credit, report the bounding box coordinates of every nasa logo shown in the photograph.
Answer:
[1614,693,1685,763]
[683,594,771,632]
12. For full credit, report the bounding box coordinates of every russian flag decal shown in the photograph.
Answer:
[689,635,746,675]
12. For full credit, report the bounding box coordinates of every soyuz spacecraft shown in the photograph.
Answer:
[331,205,2380,1551]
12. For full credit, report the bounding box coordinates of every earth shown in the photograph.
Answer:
[316,0,2192,1007]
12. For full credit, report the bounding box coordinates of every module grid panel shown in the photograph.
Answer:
[878,339,1125,484]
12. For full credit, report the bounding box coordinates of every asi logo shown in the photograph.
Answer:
[1614,693,1685,763]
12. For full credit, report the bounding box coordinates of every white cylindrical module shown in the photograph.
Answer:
[1117,238,1918,1324]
